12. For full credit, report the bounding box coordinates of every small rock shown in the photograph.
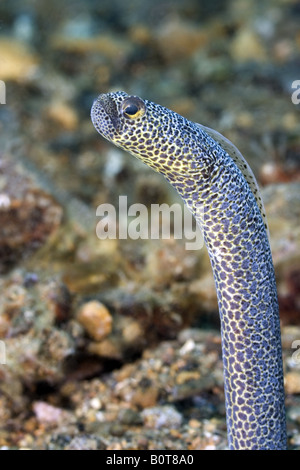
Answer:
[176,370,201,385]
[77,300,113,341]
[287,406,300,423]
[131,383,159,409]
[118,408,143,426]
[45,101,79,131]
[109,423,126,437]
[281,112,299,132]
[122,319,143,344]
[33,401,72,424]
[179,338,196,355]
[273,39,294,62]
[189,418,201,429]
[0,38,38,81]
[285,371,300,394]
[129,25,151,46]
[155,20,208,63]
[230,28,266,62]
[89,397,102,410]
[281,326,300,349]
[65,435,106,450]
[260,162,290,185]
[142,405,182,429]
[235,111,254,129]
[88,338,121,359]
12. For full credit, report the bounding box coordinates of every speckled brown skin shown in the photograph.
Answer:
[91,91,286,450]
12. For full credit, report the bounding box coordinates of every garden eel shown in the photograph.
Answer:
[91,91,286,450]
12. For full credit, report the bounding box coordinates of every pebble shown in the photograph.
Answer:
[235,111,254,129]
[33,401,72,424]
[65,436,106,450]
[273,39,294,62]
[230,28,266,62]
[129,25,151,46]
[155,20,208,63]
[281,112,299,132]
[176,370,201,385]
[118,408,143,426]
[89,397,102,410]
[0,38,38,81]
[285,371,300,394]
[122,319,143,344]
[287,406,300,423]
[45,101,79,131]
[260,162,290,185]
[77,300,113,341]
[142,406,183,429]
[282,326,300,349]
[88,338,121,359]
[131,384,159,409]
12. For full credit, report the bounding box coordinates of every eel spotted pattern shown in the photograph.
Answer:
[91,91,286,450]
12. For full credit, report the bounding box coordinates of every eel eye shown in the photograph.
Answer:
[122,96,146,120]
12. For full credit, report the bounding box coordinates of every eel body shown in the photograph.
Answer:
[91,91,286,450]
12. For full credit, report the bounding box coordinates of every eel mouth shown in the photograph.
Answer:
[91,94,119,133]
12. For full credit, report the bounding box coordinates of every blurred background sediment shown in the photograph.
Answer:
[0,0,299,450]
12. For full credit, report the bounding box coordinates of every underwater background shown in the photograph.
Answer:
[0,0,299,449]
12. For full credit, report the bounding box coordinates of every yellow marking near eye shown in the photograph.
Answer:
[121,96,146,120]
